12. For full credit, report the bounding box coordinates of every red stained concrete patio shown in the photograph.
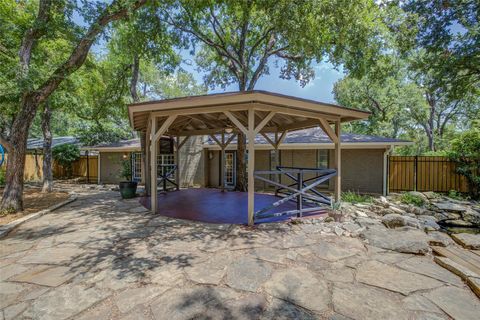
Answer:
[139,188,326,224]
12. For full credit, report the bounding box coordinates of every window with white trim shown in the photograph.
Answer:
[132,152,142,181]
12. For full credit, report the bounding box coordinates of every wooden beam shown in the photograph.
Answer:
[318,118,339,143]
[224,111,248,135]
[153,115,177,141]
[209,134,223,148]
[254,111,276,134]
[150,117,158,213]
[277,130,288,148]
[261,132,276,148]
[178,136,190,150]
[334,120,341,202]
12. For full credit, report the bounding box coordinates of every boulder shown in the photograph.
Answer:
[416,215,440,231]
[407,191,428,202]
[463,209,480,226]
[433,202,467,213]
[389,205,408,215]
[360,226,430,254]
[423,191,438,200]
[443,219,474,227]
[382,214,420,229]
[451,233,480,250]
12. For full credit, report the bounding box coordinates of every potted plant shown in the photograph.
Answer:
[119,156,137,199]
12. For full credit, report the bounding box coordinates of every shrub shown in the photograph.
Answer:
[400,192,425,206]
[448,124,480,200]
[120,157,133,181]
[52,144,80,178]
[341,191,372,203]
[447,190,466,200]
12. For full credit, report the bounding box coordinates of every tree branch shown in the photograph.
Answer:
[33,0,148,105]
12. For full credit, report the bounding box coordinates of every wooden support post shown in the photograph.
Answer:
[247,109,255,226]
[334,120,341,202]
[150,115,177,213]
[175,136,180,191]
[221,132,225,192]
[150,117,158,213]
[97,152,101,184]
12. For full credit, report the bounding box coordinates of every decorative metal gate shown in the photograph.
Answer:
[253,166,337,221]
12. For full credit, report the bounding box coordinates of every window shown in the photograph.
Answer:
[132,153,142,181]
[317,149,329,188]
[157,154,175,179]
[317,150,328,168]
[224,152,236,186]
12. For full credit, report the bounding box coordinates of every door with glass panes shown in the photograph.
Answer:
[224,151,236,188]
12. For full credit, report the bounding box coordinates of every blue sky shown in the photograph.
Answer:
[180,56,344,103]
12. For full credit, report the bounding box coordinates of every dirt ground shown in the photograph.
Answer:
[0,187,69,225]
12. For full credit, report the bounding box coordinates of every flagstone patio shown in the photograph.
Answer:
[1,187,479,320]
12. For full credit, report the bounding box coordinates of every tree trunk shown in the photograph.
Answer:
[41,102,53,192]
[0,96,38,210]
[236,132,247,191]
[235,83,248,191]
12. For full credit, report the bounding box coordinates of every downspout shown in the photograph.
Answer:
[383,146,393,196]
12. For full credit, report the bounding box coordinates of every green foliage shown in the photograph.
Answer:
[400,192,425,207]
[341,191,372,204]
[52,144,80,177]
[448,124,480,199]
[447,190,466,201]
[120,157,133,181]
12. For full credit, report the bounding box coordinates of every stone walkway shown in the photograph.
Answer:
[1,189,479,320]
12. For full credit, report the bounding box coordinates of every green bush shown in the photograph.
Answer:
[447,190,466,200]
[52,144,80,177]
[400,192,425,206]
[342,191,372,204]
[448,124,480,200]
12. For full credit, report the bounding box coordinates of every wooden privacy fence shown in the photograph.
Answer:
[388,156,468,193]
[4,154,98,182]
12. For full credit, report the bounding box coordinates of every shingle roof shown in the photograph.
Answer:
[88,128,410,150]
[91,139,140,149]
[206,127,411,145]
[27,136,80,150]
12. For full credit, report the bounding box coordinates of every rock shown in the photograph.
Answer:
[443,219,474,227]
[463,208,480,226]
[427,231,454,247]
[433,202,467,213]
[408,191,428,202]
[9,265,74,287]
[17,245,83,265]
[332,283,410,320]
[424,286,480,320]
[115,286,169,313]
[334,226,344,236]
[416,215,440,231]
[225,256,272,292]
[423,192,438,200]
[382,214,421,229]
[389,205,408,215]
[264,267,330,313]
[451,233,480,250]
[260,298,316,320]
[395,257,463,286]
[23,284,109,320]
[360,226,430,254]
[185,253,230,285]
[356,260,443,295]
[355,210,368,218]
[324,216,335,223]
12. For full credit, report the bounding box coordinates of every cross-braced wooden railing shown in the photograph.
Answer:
[253,166,337,220]
[157,164,178,192]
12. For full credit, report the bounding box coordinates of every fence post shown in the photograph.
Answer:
[86,151,90,184]
[414,155,418,191]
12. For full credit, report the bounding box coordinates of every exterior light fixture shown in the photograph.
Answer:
[225,127,233,134]
[122,153,128,160]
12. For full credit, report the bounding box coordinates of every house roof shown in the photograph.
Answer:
[27,136,80,150]
[205,127,411,147]
[128,90,371,134]
[89,128,411,152]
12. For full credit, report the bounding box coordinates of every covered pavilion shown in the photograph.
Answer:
[128,90,370,225]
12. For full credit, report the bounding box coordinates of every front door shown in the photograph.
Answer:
[224,151,236,188]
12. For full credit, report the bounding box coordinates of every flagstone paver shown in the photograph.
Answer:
[1,187,479,319]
